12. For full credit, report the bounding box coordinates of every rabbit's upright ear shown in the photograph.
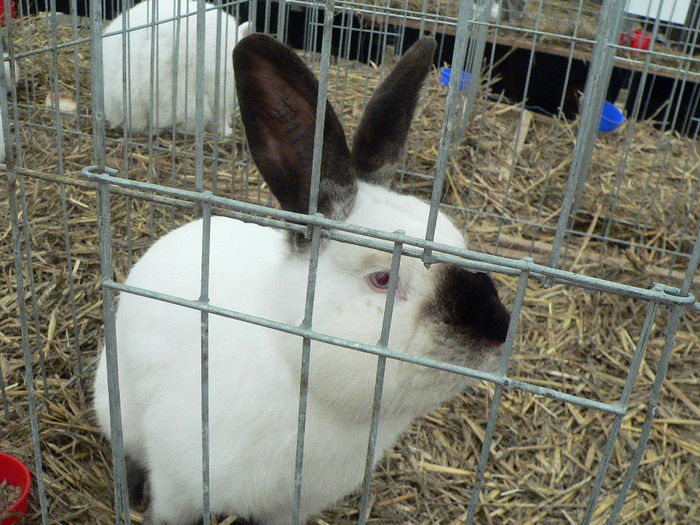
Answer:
[352,37,436,188]
[233,34,357,223]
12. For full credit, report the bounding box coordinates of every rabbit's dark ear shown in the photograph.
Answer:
[352,37,436,188]
[233,34,357,222]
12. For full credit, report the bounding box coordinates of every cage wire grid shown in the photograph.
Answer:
[1,0,700,524]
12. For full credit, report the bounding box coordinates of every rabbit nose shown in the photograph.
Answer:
[434,266,510,343]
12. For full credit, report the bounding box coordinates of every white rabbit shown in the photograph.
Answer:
[102,0,250,136]
[93,34,510,525]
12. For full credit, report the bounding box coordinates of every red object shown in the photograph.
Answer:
[618,32,629,46]
[0,452,31,525]
[630,30,651,52]
[0,0,16,25]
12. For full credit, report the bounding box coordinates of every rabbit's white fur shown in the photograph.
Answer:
[102,0,250,135]
[93,184,499,524]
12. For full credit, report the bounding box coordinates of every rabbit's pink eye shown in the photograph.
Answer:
[369,271,391,289]
[367,271,407,300]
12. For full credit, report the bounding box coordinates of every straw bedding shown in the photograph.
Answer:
[1,15,698,525]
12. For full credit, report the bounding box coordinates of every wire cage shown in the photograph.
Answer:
[1,0,698,524]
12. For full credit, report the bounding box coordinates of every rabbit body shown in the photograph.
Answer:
[93,34,510,525]
[102,0,250,135]
[93,183,489,524]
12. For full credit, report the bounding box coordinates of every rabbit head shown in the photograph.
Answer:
[234,34,510,415]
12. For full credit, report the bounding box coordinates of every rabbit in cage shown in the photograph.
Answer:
[102,0,250,136]
[92,34,510,525]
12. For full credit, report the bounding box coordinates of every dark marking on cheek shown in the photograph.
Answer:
[425,265,510,345]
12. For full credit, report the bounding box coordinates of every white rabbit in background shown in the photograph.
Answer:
[102,0,250,136]
[93,34,510,525]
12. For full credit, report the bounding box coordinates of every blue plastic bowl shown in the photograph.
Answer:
[599,101,624,132]
[440,67,471,90]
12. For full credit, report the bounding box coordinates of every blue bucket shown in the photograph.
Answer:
[440,67,471,90]
[599,101,624,132]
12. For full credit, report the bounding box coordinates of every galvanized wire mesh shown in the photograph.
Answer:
[2,0,699,524]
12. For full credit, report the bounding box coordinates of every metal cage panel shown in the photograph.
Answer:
[2,0,698,524]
